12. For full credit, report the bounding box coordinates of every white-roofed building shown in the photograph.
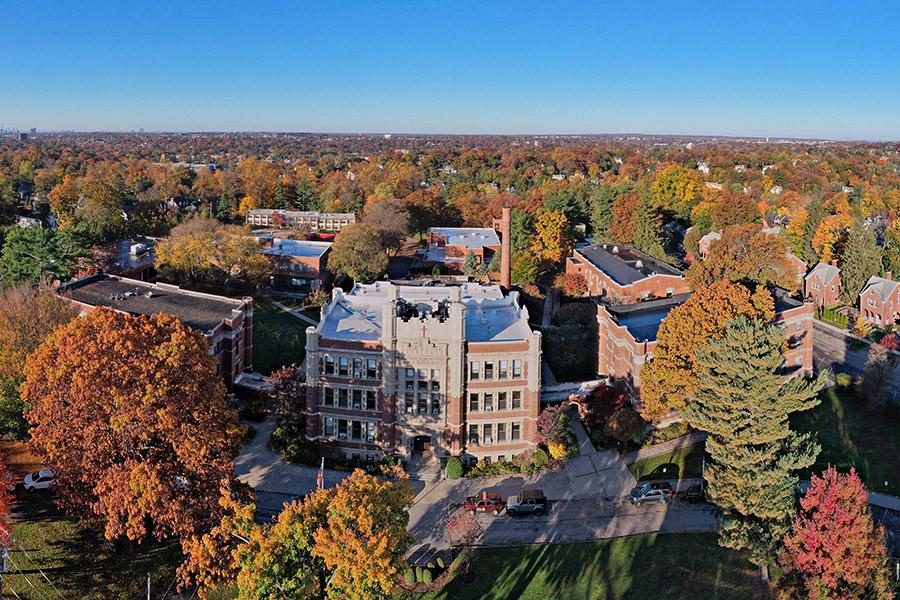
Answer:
[262,238,332,294]
[423,227,501,271]
[305,281,542,463]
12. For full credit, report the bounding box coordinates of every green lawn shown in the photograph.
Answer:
[300,307,321,322]
[792,386,900,495]
[628,443,706,481]
[7,516,183,599]
[404,533,766,600]
[253,302,309,375]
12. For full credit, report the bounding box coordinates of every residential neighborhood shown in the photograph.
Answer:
[1,2,900,599]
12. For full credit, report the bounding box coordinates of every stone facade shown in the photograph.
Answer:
[246,209,355,232]
[305,282,541,464]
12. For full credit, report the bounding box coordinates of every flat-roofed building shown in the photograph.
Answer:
[597,288,814,406]
[423,227,501,271]
[263,238,332,294]
[246,209,356,232]
[566,242,690,303]
[58,274,253,390]
[305,281,541,464]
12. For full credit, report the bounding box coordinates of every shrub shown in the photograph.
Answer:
[404,567,416,584]
[536,404,571,445]
[835,372,854,388]
[604,406,648,443]
[304,288,329,308]
[426,561,435,569]
[445,456,463,479]
[465,460,523,478]
[548,441,569,460]
[422,568,433,584]
[436,556,446,569]
[531,448,549,468]
[580,385,629,431]
[415,566,423,582]
[556,272,588,296]
[645,421,691,445]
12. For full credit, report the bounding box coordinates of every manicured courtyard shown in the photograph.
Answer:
[792,385,900,496]
[628,442,706,481]
[403,533,765,600]
[252,302,309,374]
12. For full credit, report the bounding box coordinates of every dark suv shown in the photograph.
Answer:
[464,492,505,516]
[628,482,674,506]
[506,489,548,516]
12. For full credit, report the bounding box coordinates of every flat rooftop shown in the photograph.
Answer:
[576,243,684,285]
[606,294,691,341]
[428,227,501,250]
[108,237,157,272]
[60,274,247,332]
[263,238,332,259]
[247,209,354,219]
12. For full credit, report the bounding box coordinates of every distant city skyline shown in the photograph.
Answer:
[3,1,900,141]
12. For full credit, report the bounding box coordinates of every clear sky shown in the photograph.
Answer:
[2,1,899,140]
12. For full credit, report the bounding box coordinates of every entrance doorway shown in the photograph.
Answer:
[412,435,432,454]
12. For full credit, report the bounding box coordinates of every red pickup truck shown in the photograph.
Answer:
[463,491,505,516]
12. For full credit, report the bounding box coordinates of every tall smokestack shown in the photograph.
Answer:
[500,207,511,289]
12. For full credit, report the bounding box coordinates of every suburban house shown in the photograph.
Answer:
[423,227,501,271]
[596,288,815,405]
[805,262,842,308]
[304,281,541,465]
[785,251,808,287]
[262,238,331,294]
[245,209,356,232]
[859,274,900,327]
[697,230,721,259]
[565,243,690,303]
[58,273,253,390]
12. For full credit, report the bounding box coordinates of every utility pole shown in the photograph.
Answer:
[147,572,151,600]
[0,544,8,597]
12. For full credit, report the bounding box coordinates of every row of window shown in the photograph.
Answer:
[404,391,442,416]
[324,356,380,379]
[468,422,521,445]
[469,359,523,380]
[468,390,523,412]
[323,417,377,442]
[322,387,378,411]
[404,368,441,391]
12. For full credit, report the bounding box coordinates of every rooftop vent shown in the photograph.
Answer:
[635,260,643,269]
[612,246,619,254]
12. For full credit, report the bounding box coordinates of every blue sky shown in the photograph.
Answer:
[2,1,899,139]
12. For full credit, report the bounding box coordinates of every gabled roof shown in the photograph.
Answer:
[859,276,900,301]
[805,262,840,285]
[699,230,721,245]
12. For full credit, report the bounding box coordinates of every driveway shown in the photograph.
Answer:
[813,320,900,401]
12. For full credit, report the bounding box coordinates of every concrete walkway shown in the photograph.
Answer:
[541,287,559,329]
[271,300,320,326]
[621,431,708,465]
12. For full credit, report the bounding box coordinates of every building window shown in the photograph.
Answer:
[417,393,428,414]
[323,387,334,406]
[484,362,494,379]
[431,393,441,415]
[366,422,376,442]
[468,424,479,445]
[353,358,363,378]
[513,360,522,378]
[352,389,362,410]
[469,393,479,412]
[324,417,334,436]
[324,355,335,375]
[470,361,480,380]
[366,390,377,411]
[337,388,348,408]
[497,423,506,442]
[484,393,494,411]
[405,392,414,413]
[338,419,348,439]
[511,423,521,441]
[498,392,507,411]
[512,391,522,410]
[351,420,362,440]
[338,357,349,376]
[483,424,493,444]
[367,359,378,379]
[498,360,508,379]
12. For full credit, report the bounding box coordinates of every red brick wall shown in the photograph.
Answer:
[805,274,841,308]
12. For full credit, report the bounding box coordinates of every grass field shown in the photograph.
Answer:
[7,514,183,599]
[252,302,309,374]
[403,533,766,600]
[792,386,900,495]
[627,442,706,481]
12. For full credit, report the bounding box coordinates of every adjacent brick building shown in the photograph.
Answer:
[423,227,501,271]
[565,243,690,303]
[246,209,355,232]
[859,274,900,327]
[304,281,541,464]
[805,262,842,308]
[262,238,331,294]
[58,274,253,390]
[597,288,814,406]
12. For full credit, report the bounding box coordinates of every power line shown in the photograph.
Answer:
[5,554,49,600]
[6,581,22,599]
[0,525,67,599]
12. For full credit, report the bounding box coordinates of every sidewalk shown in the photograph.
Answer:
[271,300,320,326]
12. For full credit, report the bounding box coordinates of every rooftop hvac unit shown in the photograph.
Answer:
[129,243,147,255]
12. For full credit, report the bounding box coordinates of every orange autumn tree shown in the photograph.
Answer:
[640,280,773,421]
[23,309,244,543]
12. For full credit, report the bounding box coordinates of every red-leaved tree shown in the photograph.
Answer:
[778,466,893,599]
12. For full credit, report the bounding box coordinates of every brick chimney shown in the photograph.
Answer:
[830,259,838,267]
[500,207,511,289]
[886,271,893,281]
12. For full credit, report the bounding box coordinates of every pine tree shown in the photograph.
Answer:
[632,196,666,260]
[273,179,286,208]
[839,219,882,304]
[589,184,616,238]
[462,251,479,277]
[215,187,233,222]
[683,317,824,575]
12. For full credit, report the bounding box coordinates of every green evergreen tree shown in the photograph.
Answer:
[462,251,479,277]
[683,317,824,576]
[800,198,826,264]
[589,184,616,238]
[0,226,75,284]
[509,209,534,255]
[215,187,233,221]
[294,178,320,211]
[632,196,666,259]
[273,179,286,208]
[840,219,883,304]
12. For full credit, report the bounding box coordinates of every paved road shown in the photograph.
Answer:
[813,321,900,402]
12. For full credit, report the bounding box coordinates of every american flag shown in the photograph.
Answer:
[316,457,324,490]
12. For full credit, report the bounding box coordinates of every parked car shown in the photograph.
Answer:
[23,469,55,492]
[684,483,705,503]
[629,482,673,506]
[464,491,505,516]
[506,489,548,516]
